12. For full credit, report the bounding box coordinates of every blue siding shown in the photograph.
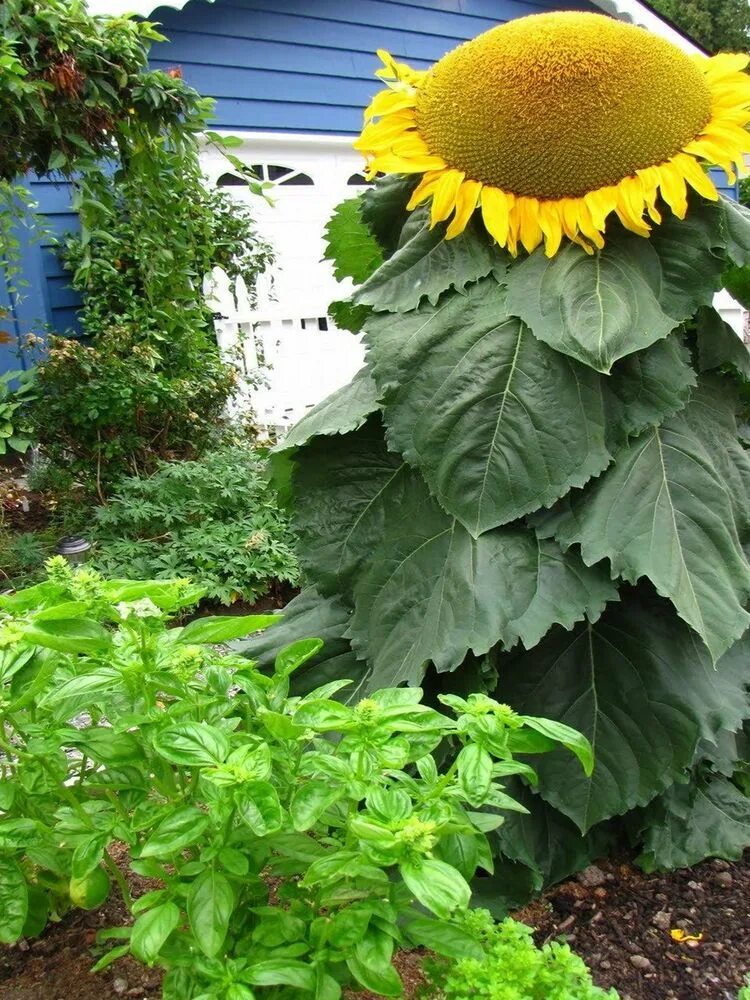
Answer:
[151,0,596,135]
[0,0,738,372]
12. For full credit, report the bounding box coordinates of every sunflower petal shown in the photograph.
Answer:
[481,186,512,248]
[446,180,483,239]
[430,169,466,226]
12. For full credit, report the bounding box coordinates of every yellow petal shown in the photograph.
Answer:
[702,52,750,83]
[537,201,563,258]
[446,179,482,239]
[657,162,688,218]
[614,183,651,236]
[583,186,618,230]
[431,168,465,226]
[677,154,719,201]
[369,153,447,174]
[635,167,663,223]
[480,186,512,248]
[407,171,443,210]
[364,88,416,123]
[575,201,605,250]
[516,197,543,254]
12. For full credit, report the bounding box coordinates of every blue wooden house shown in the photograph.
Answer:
[1,0,730,378]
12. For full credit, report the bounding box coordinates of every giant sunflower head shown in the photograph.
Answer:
[355,12,750,256]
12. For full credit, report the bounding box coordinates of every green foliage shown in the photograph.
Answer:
[0,0,203,182]
[90,445,299,605]
[0,370,35,455]
[323,197,383,284]
[0,559,591,997]
[739,975,750,1000]
[269,175,750,900]
[29,332,236,492]
[648,0,749,52]
[1,0,273,491]
[422,910,618,1000]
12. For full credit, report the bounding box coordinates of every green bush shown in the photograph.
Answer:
[90,445,299,604]
[423,910,618,1000]
[31,331,237,493]
[0,559,593,998]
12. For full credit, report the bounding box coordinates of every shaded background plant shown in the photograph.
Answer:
[90,445,299,605]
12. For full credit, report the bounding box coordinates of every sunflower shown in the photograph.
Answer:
[354,12,750,257]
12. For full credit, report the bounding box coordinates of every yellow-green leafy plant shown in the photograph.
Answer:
[0,560,592,997]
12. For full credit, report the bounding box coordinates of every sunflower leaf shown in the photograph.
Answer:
[325,424,617,687]
[353,217,498,312]
[497,591,750,832]
[323,197,383,284]
[364,279,611,534]
[231,587,368,700]
[360,175,419,256]
[695,305,750,382]
[603,333,696,446]
[274,367,380,455]
[494,780,617,889]
[636,776,750,872]
[540,378,750,661]
[506,233,682,372]
[719,193,750,267]
[647,201,725,319]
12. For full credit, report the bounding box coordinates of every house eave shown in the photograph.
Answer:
[590,0,705,54]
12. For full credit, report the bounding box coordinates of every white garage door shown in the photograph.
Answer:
[202,133,368,428]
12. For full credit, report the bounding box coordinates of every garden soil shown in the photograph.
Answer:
[2,852,749,999]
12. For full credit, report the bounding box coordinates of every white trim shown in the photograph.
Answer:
[205,130,356,149]
[86,0,208,15]
[590,0,703,54]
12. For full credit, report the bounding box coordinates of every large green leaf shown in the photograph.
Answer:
[323,197,383,284]
[695,305,750,383]
[293,417,407,594]
[231,587,368,700]
[353,217,497,313]
[680,376,750,536]
[541,381,750,661]
[364,279,611,534]
[506,233,679,372]
[636,776,750,872]
[275,367,380,455]
[494,780,616,889]
[360,174,418,257]
[719,193,750,267]
[342,429,617,687]
[603,334,695,446]
[497,590,750,832]
[646,200,724,319]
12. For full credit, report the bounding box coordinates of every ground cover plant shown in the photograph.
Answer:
[243,12,750,909]
[421,910,617,1000]
[90,445,299,605]
[0,559,596,997]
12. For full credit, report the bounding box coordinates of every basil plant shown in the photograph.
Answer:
[0,558,591,999]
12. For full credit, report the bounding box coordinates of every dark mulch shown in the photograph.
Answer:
[3,851,750,999]
[522,854,750,999]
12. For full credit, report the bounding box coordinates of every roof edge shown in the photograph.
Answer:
[590,0,707,54]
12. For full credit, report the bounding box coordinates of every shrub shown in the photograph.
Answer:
[30,331,236,493]
[0,559,592,998]
[422,911,618,1000]
[90,445,299,604]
